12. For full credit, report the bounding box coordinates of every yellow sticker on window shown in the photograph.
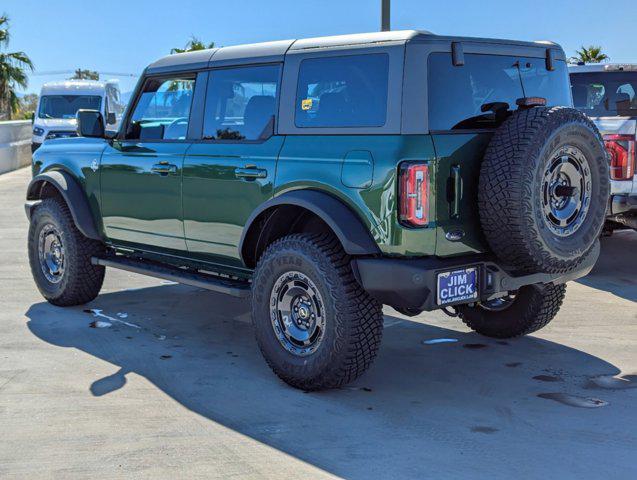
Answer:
[301,98,313,111]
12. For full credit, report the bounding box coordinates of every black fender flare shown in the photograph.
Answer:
[239,189,381,266]
[26,170,101,240]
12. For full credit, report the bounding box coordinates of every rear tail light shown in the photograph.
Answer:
[399,163,430,227]
[603,134,636,180]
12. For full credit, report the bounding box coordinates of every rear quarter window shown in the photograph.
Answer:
[428,53,571,131]
[295,53,389,128]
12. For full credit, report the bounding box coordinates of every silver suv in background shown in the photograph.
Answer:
[570,64,637,232]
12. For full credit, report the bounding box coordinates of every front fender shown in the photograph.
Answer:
[26,170,101,240]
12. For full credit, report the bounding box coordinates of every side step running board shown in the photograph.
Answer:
[91,256,251,298]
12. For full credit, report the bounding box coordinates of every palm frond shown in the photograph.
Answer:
[171,36,215,54]
[0,14,34,118]
[7,51,34,70]
[570,45,610,64]
[7,65,29,89]
[0,14,9,47]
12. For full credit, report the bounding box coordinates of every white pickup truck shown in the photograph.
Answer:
[570,64,637,232]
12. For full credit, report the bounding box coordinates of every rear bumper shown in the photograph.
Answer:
[352,241,600,312]
[609,194,637,215]
[608,194,637,229]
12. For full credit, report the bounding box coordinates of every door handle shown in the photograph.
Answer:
[151,163,177,175]
[235,167,267,180]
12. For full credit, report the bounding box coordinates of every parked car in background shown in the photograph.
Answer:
[26,31,609,390]
[31,79,124,152]
[570,64,637,232]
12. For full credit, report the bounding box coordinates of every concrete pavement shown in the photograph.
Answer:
[1,167,636,479]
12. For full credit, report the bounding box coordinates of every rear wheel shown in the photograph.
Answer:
[251,233,384,390]
[28,197,105,306]
[457,283,566,338]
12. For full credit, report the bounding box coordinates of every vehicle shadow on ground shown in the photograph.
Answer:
[577,230,637,302]
[25,283,637,479]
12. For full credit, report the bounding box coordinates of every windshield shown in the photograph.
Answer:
[428,53,571,130]
[570,71,637,117]
[38,95,102,119]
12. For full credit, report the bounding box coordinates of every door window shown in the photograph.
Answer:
[203,65,280,141]
[294,54,389,128]
[126,76,195,140]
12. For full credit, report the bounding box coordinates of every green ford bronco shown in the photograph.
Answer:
[26,31,609,390]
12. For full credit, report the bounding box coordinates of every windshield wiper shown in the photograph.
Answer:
[450,102,512,129]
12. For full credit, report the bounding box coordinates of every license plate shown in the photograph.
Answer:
[437,267,478,306]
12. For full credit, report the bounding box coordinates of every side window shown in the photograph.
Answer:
[126,76,195,140]
[106,83,125,117]
[203,65,280,141]
[295,54,389,128]
[428,53,571,131]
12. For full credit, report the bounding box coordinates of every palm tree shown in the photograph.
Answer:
[171,36,215,54]
[0,14,33,120]
[70,69,99,80]
[569,46,610,64]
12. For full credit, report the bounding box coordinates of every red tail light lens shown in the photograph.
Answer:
[399,163,430,227]
[603,134,636,180]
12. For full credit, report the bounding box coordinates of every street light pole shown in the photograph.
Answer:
[381,0,390,31]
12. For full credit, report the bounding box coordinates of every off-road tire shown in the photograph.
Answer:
[251,233,384,390]
[28,197,105,306]
[479,107,609,274]
[457,283,566,338]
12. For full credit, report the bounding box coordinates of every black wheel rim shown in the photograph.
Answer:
[479,294,516,312]
[541,145,592,237]
[38,223,65,284]
[269,271,325,357]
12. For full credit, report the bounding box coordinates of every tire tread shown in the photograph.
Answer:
[458,283,566,338]
[479,107,608,273]
[252,232,383,390]
[28,197,105,306]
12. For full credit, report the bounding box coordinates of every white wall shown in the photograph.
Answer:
[0,120,31,175]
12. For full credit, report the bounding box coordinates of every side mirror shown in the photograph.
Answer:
[77,110,105,138]
[30,112,35,124]
[106,112,117,125]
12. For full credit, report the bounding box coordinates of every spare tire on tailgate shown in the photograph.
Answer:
[479,106,609,274]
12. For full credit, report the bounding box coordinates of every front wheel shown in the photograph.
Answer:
[251,233,384,390]
[28,197,105,306]
[457,283,566,338]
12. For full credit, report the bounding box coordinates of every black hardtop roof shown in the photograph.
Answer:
[146,30,563,74]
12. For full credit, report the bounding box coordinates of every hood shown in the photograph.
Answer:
[35,118,77,130]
